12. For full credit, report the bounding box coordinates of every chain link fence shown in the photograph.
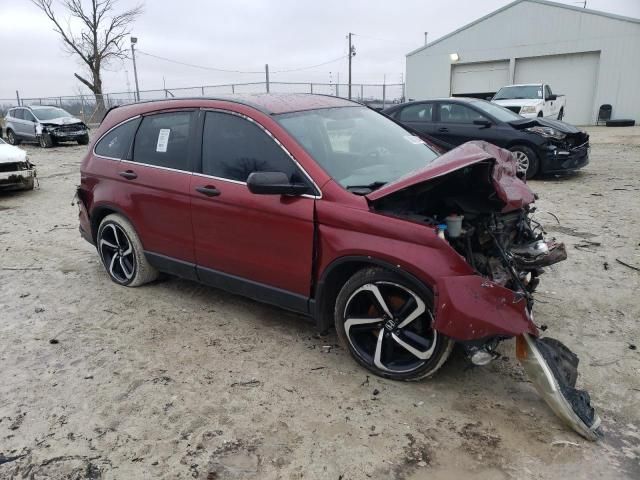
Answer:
[1,82,405,126]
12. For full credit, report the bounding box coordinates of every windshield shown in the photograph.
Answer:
[277,106,439,192]
[470,100,522,122]
[493,85,543,100]
[32,107,71,120]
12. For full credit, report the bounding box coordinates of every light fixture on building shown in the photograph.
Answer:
[449,53,460,62]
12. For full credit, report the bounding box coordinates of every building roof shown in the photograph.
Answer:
[407,0,640,57]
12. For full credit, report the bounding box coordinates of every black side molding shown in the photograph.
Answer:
[196,266,309,315]
[145,251,198,281]
[144,250,310,316]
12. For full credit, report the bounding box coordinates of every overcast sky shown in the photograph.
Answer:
[1,0,638,100]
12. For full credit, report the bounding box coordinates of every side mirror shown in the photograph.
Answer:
[473,119,492,128]
[547,94,557,101]
[247,171,310,196]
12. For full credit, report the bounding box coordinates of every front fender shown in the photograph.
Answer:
[435,275,538,341]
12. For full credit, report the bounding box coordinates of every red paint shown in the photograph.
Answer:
[80,95,539,342]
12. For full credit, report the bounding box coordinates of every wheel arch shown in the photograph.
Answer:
[313,255,432,333]
[90,203,134,244]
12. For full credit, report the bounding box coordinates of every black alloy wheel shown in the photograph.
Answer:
[335,268,453,381]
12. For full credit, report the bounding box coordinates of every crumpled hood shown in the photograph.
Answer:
[0,143,27,164]
[39,116,83,126]
[366,141,535,211]
[493,98,542,108]
[509,116,584,134]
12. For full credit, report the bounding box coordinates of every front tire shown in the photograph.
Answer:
[97,214,158,287]
[509,145,540,180]
[557,108,564,121]
[39,133,54,148]
[77,134,89,145]
[6,129,20,145]
[335,267,454,381]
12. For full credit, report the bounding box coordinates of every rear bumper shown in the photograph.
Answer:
[539,142,590,174]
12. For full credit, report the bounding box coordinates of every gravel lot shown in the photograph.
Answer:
[1,127,639,479]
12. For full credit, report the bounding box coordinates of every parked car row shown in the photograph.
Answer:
[383,97,588,179]
[2,105,89,148]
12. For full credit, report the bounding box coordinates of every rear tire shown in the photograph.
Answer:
[77,134,89,145]
[334,267,454,381]
[97,214,158,287]
[509,144,540,180]
[39,133,54,148]
[6,129,20,145]
[557,109,564,121]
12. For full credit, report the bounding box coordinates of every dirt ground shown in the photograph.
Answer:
[1,127,639,480]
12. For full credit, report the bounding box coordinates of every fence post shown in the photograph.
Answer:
[201,86,205,96]
[265,64,270,93]
[231,84,235,94]
[81,95,85,123]
[310,83,314,94]
[402,83,406,102]
[360,84,363,100]
[382,83,386,109]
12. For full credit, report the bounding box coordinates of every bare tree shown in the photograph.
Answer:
[31,0,142,117]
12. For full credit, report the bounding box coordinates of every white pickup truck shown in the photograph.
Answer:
[492,84,566,120]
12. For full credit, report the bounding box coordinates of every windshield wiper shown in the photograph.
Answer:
[345,181,387,195]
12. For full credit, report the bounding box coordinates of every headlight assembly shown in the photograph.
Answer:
[525,126,566,140]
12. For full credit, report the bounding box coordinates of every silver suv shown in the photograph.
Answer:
[4,106,89,148]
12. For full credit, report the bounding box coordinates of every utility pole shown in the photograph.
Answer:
[265,64,270,93]
[130,37,140,101]
[347,33,355,100]
[424,32,428,45]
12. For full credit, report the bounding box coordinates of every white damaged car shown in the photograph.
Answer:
[0,137,36,191]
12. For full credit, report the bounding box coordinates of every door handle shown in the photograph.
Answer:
[195,185,221,197]
[437,127,449,133]
[118,170,137,180]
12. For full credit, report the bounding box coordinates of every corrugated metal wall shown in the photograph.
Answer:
[406,0,640,124]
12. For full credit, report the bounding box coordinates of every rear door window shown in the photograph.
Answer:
[201,111,303,183]
[13,109,24,120]
[95,118,140,159]
[438,103,487,124]
[399,103,433,122]
[133,111,194,171]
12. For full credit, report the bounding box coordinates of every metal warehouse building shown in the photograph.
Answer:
[405,0,640,125]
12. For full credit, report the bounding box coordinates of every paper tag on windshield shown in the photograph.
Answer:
[405,135,425,145]
[156,129,171,152]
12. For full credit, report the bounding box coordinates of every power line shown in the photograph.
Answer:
[136,50,346,74]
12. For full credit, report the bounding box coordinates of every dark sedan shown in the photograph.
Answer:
[383,98,589,179]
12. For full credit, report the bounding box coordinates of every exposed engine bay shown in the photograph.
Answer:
[370,157,600,440]
[371,161,567,309]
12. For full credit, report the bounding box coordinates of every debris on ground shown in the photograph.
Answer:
[616,258,640,272]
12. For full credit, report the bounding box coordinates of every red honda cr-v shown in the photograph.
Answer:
[77,94,598,438]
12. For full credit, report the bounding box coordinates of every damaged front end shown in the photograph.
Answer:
[368,141,600,440]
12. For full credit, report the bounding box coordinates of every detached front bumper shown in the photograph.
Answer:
[540,141,590,174]
[0,168,35,190]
